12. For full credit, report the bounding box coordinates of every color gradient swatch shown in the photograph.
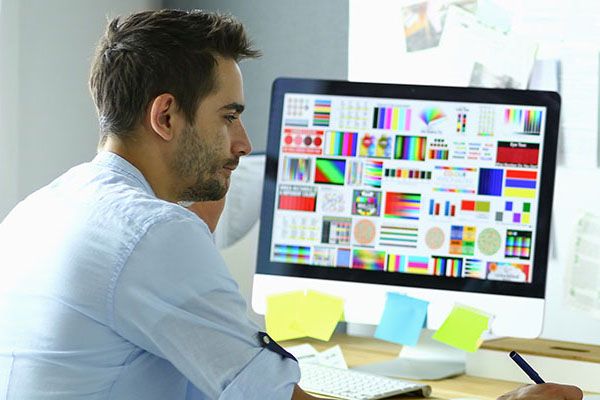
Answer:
[352,249,386,270]
[384,192,421,220]
[315,158,346,185]
[394,135,427,161]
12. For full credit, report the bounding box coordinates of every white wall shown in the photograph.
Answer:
[0,0,160,220]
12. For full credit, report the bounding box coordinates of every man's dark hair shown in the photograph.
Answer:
[89,9,260,138]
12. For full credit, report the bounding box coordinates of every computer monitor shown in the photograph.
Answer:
[252,78,560,339]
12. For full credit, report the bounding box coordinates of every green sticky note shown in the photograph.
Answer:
[297,290,344,341]
[265,291,306,341]
[432,304,491,352]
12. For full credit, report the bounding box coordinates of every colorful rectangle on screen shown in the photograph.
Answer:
[384,168,431,180]
[373,106,411,130]
[384,192,421,220]
[273,244,311,264]
[496,141,540,167]
[478,168,503,196]
[433,256,463,277]
[358,133,393,158]
[336,248,351,267]
[386,254,430,274]
[394,135,427,161]
[379,225,418,248]
[282,128,324,155]
[504,108,543,134]
[324,131,358,156]
[463,258,486,279]
[363,160,383,188]
[487,261,530,282]
[429,199,457,217]
[505,230,532,260]
[277,184,317,211]
[352,249,386,270]
[352,190,381,217]
[283,157,312,182]
[449,225,476,256]
[313,99,331,126]
[315,158,346,185]
[321,217,352,245]
[504,169,537,198]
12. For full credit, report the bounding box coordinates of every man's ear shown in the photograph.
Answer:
[148,93,182,142]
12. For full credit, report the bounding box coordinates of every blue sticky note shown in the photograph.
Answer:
[374,292,428,346]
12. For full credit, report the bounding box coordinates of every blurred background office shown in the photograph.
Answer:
[1,0,600,346]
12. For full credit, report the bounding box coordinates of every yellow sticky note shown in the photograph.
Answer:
[297,290,345,341]
[432,305,491,352]
[265,291,306,341]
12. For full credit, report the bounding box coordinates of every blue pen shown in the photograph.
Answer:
[509,351,545,384]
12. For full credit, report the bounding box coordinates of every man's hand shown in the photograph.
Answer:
[497,383,583,400]
[187,197,226,233]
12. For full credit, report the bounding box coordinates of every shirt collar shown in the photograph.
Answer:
[92,151,156,196]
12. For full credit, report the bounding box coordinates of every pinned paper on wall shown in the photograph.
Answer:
[374,292,428,346]
[266,290,345,341]
[432,304,492,352]
[565,211,600,319]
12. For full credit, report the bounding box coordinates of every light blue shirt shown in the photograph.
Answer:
[0,152,299,399]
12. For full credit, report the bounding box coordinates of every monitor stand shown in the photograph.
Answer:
[350,329,466,380]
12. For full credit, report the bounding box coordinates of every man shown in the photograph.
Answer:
[0,9,584,400]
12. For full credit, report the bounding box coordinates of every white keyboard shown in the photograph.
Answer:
[299,362,432,400]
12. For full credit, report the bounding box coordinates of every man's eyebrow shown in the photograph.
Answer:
[220,102,245,113]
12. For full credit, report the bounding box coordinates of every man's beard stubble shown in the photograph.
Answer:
[172,124,232,202]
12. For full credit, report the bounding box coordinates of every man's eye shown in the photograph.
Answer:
[225,114,238,123]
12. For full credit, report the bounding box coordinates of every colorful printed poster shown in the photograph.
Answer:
[384,192,421,220]
[487,261,530,282]
[352,249,386,270]
[352,190,382,217]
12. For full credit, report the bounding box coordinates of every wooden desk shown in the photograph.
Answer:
[282,334,522,400]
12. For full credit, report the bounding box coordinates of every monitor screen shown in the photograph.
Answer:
[255,78,559,313]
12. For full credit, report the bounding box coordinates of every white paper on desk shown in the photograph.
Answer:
[317,345,348,370]
[284,344,320,364]
[438,6,537,89]
[565,211,600,319]
[284,344,348,369]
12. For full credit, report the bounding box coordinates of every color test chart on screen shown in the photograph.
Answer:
[270,93,546,284]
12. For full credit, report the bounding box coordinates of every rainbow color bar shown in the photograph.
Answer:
[394,135,427,161]
[352,249,385,271]
[325,131,358,156]
[386,254,429,274]
[273,244,311,264]
[364,160,383,188]
[433,256,463,277]
[313,99,331,127]
[505,230,532,259]
[384,192,421,220]
[372,106,411,130]
[504,108,543,134]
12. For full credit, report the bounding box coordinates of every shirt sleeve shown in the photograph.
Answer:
[111,215,300,399]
